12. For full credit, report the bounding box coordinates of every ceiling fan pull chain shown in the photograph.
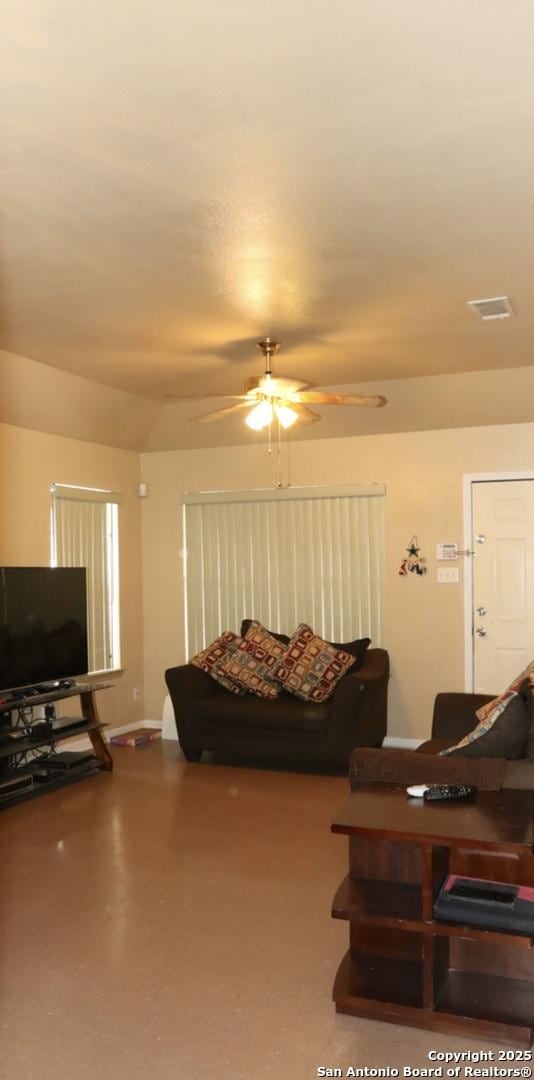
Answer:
[277,417,282,486]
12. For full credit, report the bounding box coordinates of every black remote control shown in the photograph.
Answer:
[423,784,477,801]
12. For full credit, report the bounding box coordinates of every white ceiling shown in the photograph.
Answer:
[2,1,534,449]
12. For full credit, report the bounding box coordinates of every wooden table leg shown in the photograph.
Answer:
[80,690,113,771]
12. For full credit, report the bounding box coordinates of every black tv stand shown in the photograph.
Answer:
[0,682,113,809]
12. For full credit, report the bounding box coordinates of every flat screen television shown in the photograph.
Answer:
[0,567,89,694]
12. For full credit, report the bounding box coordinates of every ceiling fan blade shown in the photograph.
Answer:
[292,404,322,424]
[189,401,251,423]
[244,374,312,396]
[169,392,249,402]
[295,391,387,408]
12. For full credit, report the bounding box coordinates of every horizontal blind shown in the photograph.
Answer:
[52,488,115,672]
[183,485,385,657]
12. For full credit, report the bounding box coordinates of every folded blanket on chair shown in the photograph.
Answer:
[349,747,507,791]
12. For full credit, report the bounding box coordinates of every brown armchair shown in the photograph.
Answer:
[165,627,389,771]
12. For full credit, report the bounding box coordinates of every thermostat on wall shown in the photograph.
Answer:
[436,543,458,561]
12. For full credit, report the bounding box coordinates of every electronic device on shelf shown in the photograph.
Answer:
[50,715,86,733]
[0,770,33,796]
[26,763,54,783]
[44,751,98,771]
[434,874,534,933]
[0,566,88,697]
[28,721,54,741]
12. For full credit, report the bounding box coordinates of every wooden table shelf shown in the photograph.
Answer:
[435,969,534,1044]
[333,950,424,1011]
[331,783,534,1047]
[332,875,423,926]
[331,873,534,948]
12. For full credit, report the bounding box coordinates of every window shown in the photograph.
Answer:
[50,484,121,673]
[183,484,385,657]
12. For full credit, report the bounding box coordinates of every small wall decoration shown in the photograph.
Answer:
[399,536,427,576]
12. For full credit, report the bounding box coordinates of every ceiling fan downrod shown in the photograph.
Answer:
[257,337,280,378]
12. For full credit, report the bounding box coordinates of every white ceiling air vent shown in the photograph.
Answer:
[467,296,514,321]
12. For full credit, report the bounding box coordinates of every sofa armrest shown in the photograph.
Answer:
[165,663,225,700]
[165,663,227,753]
[353,647,390,683]
[349,746,506,791]
[324,648,390,764]
[431,691,495,742]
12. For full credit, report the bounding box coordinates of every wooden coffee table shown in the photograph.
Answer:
[331,782,534,1046]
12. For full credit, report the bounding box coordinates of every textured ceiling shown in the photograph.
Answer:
[2,1,534,448]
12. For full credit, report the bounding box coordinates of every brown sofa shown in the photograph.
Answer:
[349,690,534,790]
[165,624,389,770]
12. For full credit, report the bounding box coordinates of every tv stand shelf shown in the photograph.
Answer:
[1,681,110,711]
[331,783,534,1047]
[0,682,113,809]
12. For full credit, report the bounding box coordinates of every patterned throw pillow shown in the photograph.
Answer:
[272,623,356,703]
[440,681,531,759]
[189,631,244,694]
[241,618,290,646]
[216,624,287,698]
[475,659,534,723]
[243,621,288,669]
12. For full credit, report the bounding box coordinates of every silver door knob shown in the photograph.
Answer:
[476,627,487,637]
[476,606,487,616]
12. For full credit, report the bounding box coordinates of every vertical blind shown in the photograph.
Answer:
[51,485,120,673]
[183,484,385,657]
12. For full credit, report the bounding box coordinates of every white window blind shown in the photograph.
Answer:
[51,484,121,673]
[183,484,385,657]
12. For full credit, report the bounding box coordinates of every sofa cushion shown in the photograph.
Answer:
[189,631,245,694]
[417,737,458,755]
[273,623,356,702]
[192,693,329,734]
[440,681,531,759]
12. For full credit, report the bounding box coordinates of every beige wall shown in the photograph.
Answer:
[3,414,532,741]
[0,423,144,728]
[141,422,534,740]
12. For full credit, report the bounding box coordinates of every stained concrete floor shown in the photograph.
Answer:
[0,742,509,1079]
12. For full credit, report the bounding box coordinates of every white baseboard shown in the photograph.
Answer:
[61,719,162,751]
[65,727,420,752]
[108,719,162,734]
[60,712,422,755]
[383,736,424,750]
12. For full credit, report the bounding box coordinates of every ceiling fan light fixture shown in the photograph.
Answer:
[245,400,273,430]
[188,337,388,432]
[274,402,299,429]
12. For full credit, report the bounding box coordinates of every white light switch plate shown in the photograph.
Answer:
[437,567,459,583]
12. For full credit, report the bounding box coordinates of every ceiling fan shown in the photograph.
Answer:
[190,338,387,430]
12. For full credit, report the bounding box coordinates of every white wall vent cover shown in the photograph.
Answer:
[467,296,514,320]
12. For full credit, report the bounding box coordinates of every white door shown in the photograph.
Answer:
[471,479,534,694]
